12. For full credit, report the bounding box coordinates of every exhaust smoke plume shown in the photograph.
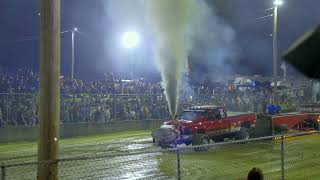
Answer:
[146,0,196,118]
[104,0,238,116]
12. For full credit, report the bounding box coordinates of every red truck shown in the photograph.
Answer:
[152,105,256,148]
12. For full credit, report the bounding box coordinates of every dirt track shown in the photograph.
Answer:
[2,136,175,179]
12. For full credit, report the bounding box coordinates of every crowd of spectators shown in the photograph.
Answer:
[0,69,38,93]
[206,86,308,113]
[0,94,172,126]
[0,69,162,95]
[0,69,310,126]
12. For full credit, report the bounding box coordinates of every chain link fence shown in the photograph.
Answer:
[177,136,282,180]
[0,93,215,126]
[0,90,310,127]
[0,93,172,126]
[1,131,320,180]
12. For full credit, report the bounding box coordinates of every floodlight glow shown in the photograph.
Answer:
[274,0,283,6]
[74,27,78,32]
[122,31,140,49]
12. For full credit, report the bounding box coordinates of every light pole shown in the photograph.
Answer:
[122,31,140,80]
[71,27,78,80]
[273,0,283,104]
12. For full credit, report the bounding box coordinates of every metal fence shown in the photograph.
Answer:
[0,93,170,125]
[1,131,320,180]
[0,93,217,126]
[0,92,305,127]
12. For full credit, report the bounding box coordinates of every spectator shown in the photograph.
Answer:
[0,69,310,126]
[247,167,264,180]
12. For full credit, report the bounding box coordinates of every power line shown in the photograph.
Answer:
[263,7,275,12]
[14,37,39,42]
[255,14,273,21]
[1,29,86,44]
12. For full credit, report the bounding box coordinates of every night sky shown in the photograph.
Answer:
[0,0,319,80]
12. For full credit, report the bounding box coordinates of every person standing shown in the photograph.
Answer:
[247,167,264,180]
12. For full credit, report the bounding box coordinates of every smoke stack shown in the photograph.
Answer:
[146,0,196,117]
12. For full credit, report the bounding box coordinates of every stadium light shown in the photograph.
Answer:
[122,31,140,49]
[274,0,283,6]
[71,27,78,80]
[272,0,283,104]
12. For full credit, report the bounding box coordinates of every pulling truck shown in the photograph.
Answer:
[151,105,256,148]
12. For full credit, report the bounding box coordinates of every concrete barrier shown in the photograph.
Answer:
[0,120,166,143]
[0,116,276,143]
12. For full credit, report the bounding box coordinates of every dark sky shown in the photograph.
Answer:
[0,0,319,79]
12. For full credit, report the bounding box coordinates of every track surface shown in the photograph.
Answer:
[0,131,174,180]
[1,131,320,179]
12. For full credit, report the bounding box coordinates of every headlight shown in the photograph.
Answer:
[160,124,175,129]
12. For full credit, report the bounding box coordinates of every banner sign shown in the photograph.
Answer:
[299,104,320,113]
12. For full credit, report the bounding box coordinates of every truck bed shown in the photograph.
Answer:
[228,111,254,117]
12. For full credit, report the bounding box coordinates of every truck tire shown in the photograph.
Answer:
[192,134,210,152]
[235,128,250,140]
[279,124,289,132]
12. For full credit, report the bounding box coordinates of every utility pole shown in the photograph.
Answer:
[273,5,279,104]
[38,0,60,179]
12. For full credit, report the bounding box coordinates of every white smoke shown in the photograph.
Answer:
[103,0,238,116]
[190,1,238,82]
[145,0,196,118]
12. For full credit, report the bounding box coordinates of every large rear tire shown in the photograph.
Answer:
[192,134,210,152]
[235,128,250,140]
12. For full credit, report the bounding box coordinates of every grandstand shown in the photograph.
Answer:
[0,69,310,127]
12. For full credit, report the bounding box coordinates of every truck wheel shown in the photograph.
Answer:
[159,142,169,149]
[192,134,210,152]
[235,128,250,140]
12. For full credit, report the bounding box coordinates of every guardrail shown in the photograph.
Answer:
[0,120,166,143]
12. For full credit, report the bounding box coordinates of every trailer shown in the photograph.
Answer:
[272,112,320,133]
